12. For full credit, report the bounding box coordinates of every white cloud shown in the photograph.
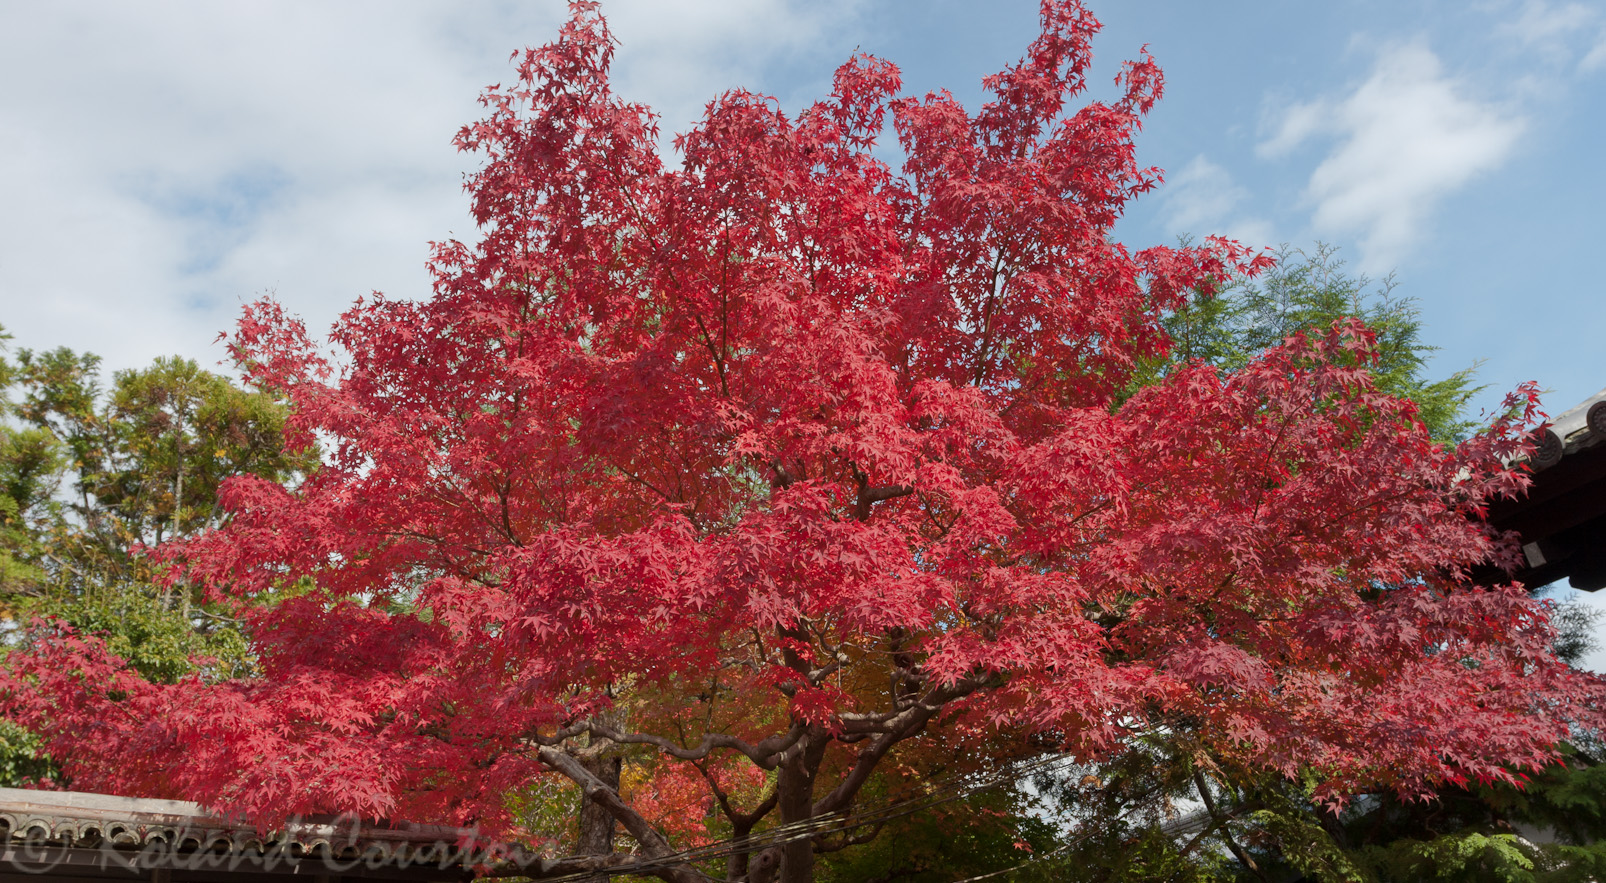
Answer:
[1161,157,1247,233]
[1259,44,1523,271]
[1257,102,1327,159]
[1502,0,1598,46]
[606,0,861,139]
[1493,0,1606,74]
[1156,156,1275,248]
[1582,33,1606,71]
[0,1,863,377]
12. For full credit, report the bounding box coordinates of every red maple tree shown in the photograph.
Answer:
[6,2,1602,881]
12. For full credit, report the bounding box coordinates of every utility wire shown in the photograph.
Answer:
[513,752,1087,882]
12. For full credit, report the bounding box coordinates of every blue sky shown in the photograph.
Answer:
[3,1,1605,658]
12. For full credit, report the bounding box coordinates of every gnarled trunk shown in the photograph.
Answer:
[577,752,621,872]
[748,725,829,883]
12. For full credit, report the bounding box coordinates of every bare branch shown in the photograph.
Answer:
[814,675,995,816]
[535,747,701,883]
[584,720,808,770]
[863,484,914,504]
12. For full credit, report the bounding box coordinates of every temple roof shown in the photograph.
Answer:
[1485,385,1606,591]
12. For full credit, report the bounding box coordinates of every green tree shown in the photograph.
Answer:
[1133,243,1482,443]
[0,327,314,782]
[8,349,314,588]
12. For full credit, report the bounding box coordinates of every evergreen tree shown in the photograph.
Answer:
[0,325,313,782]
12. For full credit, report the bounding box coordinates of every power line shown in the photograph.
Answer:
[516,752,1087,882]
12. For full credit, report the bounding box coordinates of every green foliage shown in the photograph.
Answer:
[1,330,313,593]
[0,424,59,600]
[1544,843,1606,883]
[1548,599,1602,670]
[1353,831,1534,883]
[8,347,315,579]
[0,716,48,786]
[816,783,1060,883]
[103,355,308,544]
[0,323,305,785]
[1158,748,1606,883]
[13,590,252,685]
[1133,243,1482,443]
[1481,745,1606,848]
[1018,823,1231,883]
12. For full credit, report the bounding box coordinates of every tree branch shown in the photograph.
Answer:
[535,747,701,883]
[1193,769,1268,883]
[814,675,994,816]
[583,720,808,770]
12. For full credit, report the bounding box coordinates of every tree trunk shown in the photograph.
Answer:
[577,752,621,882]
[748,726,828,883]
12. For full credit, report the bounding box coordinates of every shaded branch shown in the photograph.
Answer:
[583,720,808,770]
[1193,769,1268,883]
[535,747,700,883]
[815,675,996,816]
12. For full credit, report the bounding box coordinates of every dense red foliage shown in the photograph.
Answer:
[6,2,1602,881]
